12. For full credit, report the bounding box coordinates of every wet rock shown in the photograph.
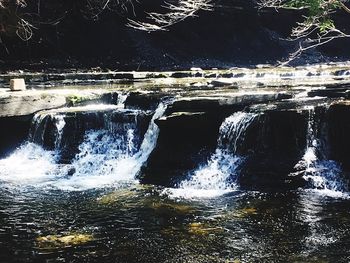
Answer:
[125,92,167,111]
[168,92,292,113]
[141,111,225,186]
[327,101,350,170]
[334,69,350,76]
[170,72,192,78]
[236,110,308,190]
[307,86,350,99]
[0,116,31,158]
[141,92,293,186]
[210,79,238,88]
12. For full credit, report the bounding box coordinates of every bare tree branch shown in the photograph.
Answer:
[258,0,350,64]
[127,0,213,32]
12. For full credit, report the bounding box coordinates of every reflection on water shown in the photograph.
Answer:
[0,184,349,263]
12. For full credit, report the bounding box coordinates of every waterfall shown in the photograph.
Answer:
[164,112,257,199]
[116,93,128,109]
[54,115,66,149]
[0,142,63,185]
[0,99,167,190]
[136,102,167,163]
[294,107,348,197]
[52,102,167,191]
[29,113,49,145]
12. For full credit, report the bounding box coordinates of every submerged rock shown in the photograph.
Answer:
[231,207,258,218]
[36,234,93,249]
[151,202,195,215]
[187,222,223,235]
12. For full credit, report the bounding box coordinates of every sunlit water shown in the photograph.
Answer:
[165,112,257,199]
[0,102,167,192]
[1,103,350,262]
[0,185,349,263]
[293,107,349,198]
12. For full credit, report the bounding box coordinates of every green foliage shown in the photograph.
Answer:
[258,0,349,62]
[319,18,335,33]
[284,0,342,12]
[66,95,84,106]
[282,0,346,34]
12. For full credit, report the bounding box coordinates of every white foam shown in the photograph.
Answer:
[52,102,167,191]
[116,93,128,109]
[54,114,66,149]
[0,102,167,191]
[0,143,60,185]
[166,112,256,199]
[295,107,349,197]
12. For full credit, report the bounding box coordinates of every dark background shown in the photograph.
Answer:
[0,0,349,71]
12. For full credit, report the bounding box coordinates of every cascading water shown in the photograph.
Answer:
[294,107,348,197]
[29,113,49,145]
[55,102,167,190]
[0,96,167,191]
[164,112,257,199]
[54,115,66,149]
[116,93,128,109]
[0,142,62,185]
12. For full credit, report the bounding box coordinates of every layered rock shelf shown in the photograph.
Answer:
[1,66,350,190]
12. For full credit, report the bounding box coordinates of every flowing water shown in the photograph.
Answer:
[293,107,349,198]
[165,112,257,199]
[0,99,350,262]
[0,186,349,263]
[0,100,167,191]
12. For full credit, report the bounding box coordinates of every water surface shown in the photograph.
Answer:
[0,183,349,263]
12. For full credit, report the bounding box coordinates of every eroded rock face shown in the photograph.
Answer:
[140,111,224,186]
[236,110,308,190]
[140,92,350,190]
[0,116,31,158]
[140,91,296,187]
[328,101,350,170]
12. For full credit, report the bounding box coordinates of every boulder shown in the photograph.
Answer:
[9,78,26,91]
